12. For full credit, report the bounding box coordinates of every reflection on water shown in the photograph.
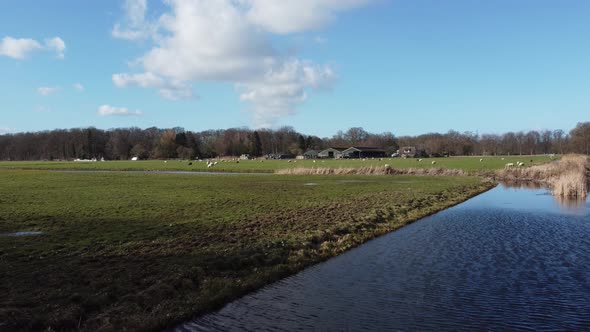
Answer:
[175,185,590,332]
[500,181,588,213]
[499,180,545,190]
[554,195,588,210]
[0,231,43,237]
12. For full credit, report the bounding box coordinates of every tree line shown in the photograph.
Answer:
[0,122,589,161]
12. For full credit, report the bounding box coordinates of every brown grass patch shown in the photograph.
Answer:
[276,165,467,177]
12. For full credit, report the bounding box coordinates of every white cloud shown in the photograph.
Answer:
[0,36,66,59]
[112,0,368,127]
[238,59,335,127]
[0,37,42,59]
[112,0,154,40]
[0,127,15,135]
[244,0,372,34]
[37,86,60,96]
[45,37,66,59]
[138,0,273,82]
[97,104,142,116]
[112,72,193,100]
[73,83,85,92]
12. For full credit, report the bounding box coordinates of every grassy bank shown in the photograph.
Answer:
[0,170,492,331]
[496,154,589,198]
[0,155,552,174]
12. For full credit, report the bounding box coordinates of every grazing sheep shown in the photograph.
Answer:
[418,159,423,162]
[432,161,437,165]
[517,162,525,167]
[501,157,505,160]
[213,161,218,165]
[384,164,390,168]
[505,163,514,168]
[313,160,316,163]
[479,158,483,162]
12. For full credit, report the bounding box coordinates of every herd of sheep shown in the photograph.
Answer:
[155,157,532,169]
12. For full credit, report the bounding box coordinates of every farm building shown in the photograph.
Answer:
[341,147,386,159]
[318,147,347,159]
[303,150,319,159]
[400,146,427,158]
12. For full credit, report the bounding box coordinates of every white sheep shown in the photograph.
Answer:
[505,162,514,168]
[432,161,437,165]
[418,159,423,162]
[479,158,483,162]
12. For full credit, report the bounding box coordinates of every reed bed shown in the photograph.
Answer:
[496,154,589,198]
[276,165,467,176]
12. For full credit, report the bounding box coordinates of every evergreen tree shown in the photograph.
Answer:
[251,131,262,156]
[298,134,306,151]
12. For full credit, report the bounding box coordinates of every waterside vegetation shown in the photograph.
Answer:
[497,154,589,198]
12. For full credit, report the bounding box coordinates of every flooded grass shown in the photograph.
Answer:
[0,170,491,331]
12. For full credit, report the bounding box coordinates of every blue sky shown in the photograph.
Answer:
[1,0,589,137]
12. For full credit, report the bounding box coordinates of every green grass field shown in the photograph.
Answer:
[0,170,491,331]
[0,155,554,173]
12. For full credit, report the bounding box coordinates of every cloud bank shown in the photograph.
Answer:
[112,0,370,127]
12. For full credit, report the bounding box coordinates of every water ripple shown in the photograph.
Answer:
[175,186,590,331]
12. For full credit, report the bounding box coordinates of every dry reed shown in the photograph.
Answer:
[496,154,589,198]
[276,165,467,177]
